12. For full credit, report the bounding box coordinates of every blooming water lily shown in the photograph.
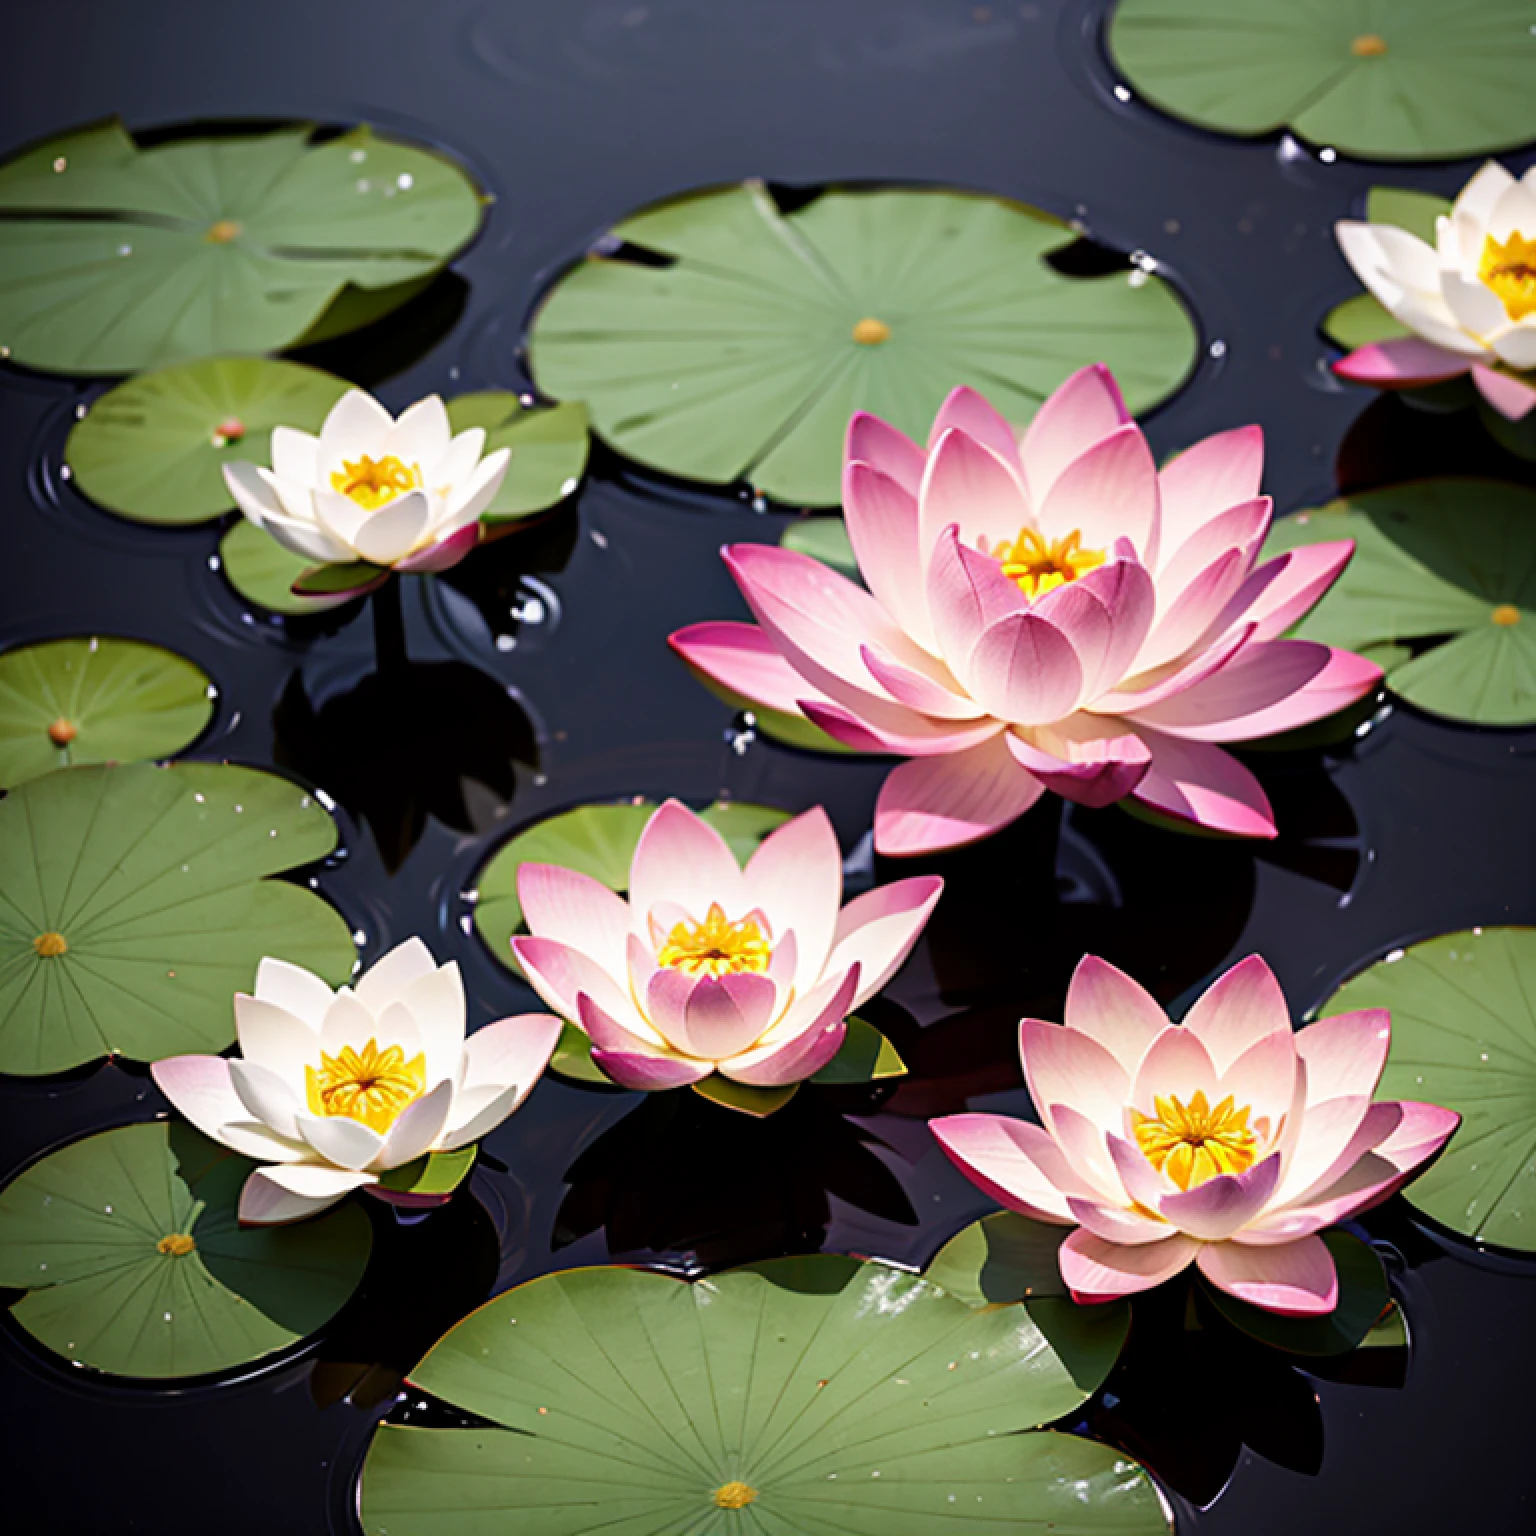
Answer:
[223,388,511,587]
[932,955,1458,1316]
[510,800,941,1096]
[1335,161,1536,421]
[672,365,1379,855]
[152,939,560,1224]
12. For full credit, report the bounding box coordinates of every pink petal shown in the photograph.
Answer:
[1018,363,1132,506]
[743,806,843,985]
[669,621,829,718]
[1235,1153,1404,1245]
[918,427,1032,563]
[926,385,1025,471]
[1372,1099,1460,1174]
[591,1048,713,1091]
[1278,1097,1400,1206]
[1181,955,1292,1072]
[1472,363,1536,420]
[1159,1152,1282,1241]
[1156,425,1265,560]
[151,1055,307,1164]
[1066,1196,1173,1245]
[517,863,632,984]
[1021,1018,1131,1143]
[847,410,926,495]
[458,1013,563,1103]
[1052,1103,1130,1204]
[1154,497,1272,606]
[873,734,1045,855]
[645,969,777,1059]
[964,612,1083,727]
[1218,1027,1298,1137]
[1333,337,1472,388]
[925,523,1029,677]
[1218,542,1354,643]
[1057,554,1158,698]
[1129,730,1277,838]
[1133,547,1249,675]
[576,991,671,1056]
[1059,1228,1200,1303]
[721,966,859,1085]
[800,697,1003,757]
[1107,1131,1172,1210]
[1130,1024,1219,1116]
[1295,1010,1391,1105]
[826,875,944,1009]
[512,935,652,1040]
[1036,423,1160,564]
[930,1113,1087,1222]
[860,643,982,720]
[630,799,745,934]
[1006,725,1151,808]
[843,461,935,650]
[1091,622,1254,718]
[394,521,479,573]
[1064,956,1169,1072]
[1196,1234,1338,1317]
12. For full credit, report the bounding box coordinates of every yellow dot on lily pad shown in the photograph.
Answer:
[1492,604,1521,627]
[156,1233,196,1257]
[1350,34,1388,57]
[713,1482,758,1510]
[851,317,891,345]
[47,716,77,746]
[206,219,243,244]
[33,931,68,958]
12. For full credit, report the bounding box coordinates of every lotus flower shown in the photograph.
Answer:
[151,939,560,1225]
[932,955,1458,1316]
[1335,161,1536,421]
[509,800,941,1098]
[671,366,1379,855]
[222,388,511,587]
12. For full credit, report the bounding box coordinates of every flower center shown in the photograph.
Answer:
[1131,1090,1257,1190]
[1350,34,1387,57]
[713,1482,758,1510]
[1492,603,1521,627]
[304,1037,426,1134]
[1481,231,1536,323]
[994,526,1106,599]
[32,931,68,958]
[330,453,423,511]
[656,903,771,979]
[156,1232,196,1257]
[47,717,77,746]
[851,316,891,345]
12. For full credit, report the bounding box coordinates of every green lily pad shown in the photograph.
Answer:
[0,636,213,787]
[528,180,1196,506]
[0,119,484,375]
[376,1146,478,1201]
[218,519,357,617]
[291,560,390,598]
[0,760,355,1076]
[65,357,350,525]
[1202,1230,1390,1356]
[445,394,590,524]
[547,1021,625,1088]
[1362,187,1451,245]
[1107,0,1536,161]
[782,515,860,580]
[1262,481,1536,725]
[473,799,791,975]
[1322,927,1536,1252]
[810,1015,906,1086]
[0,1121,371,1378]
[359,1256,1167,1536]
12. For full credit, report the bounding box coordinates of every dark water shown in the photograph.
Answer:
[3,2,1535,1531]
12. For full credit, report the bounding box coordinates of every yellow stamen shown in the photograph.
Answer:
[1131,1090,1257,1190]
[713,1482,758,1510]
[656,902,772,979]
[206,219,242,243]
[33,932,68,958]
[1350,34,1387,57]
[47,717,77,746]
[304,1038,426,1134]
[157,1233,196,1257]
[1481,231,1536,323]
[329,453,423,511]
[1492,604,1521,627]
[993,526,1106,599]
[852,317,891,345]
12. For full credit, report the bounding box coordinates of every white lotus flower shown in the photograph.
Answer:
[223,389,511,574]
[152,939,560,1225]
[1335,161,1536,419]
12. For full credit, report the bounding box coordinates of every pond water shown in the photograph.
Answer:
[2,1,1534,1531]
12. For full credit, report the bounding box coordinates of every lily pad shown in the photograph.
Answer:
[811,1015,907,1085]
[528,180,1196,506]
[218,518,357,616]
[359,1256,1168,1536]
[445,394,590,524]
[66,357,350,525]
[375,1147,478,1207]
[1262,481,1536,725]
[0,636,213,786]
[0,1121,371,1378]
[0,761,355,1076]
[1323,927,1536,1252]
[1107,0,1536,161]
[781,515,860,580]
[473,799,791,973]
[0,119,484,375]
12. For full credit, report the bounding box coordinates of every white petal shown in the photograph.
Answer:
[233,995,317,1085]
[228,1058,303,1140]
[395,963,468,1087]
[1491,327,1536,369]
[379,1079,455,1168]
[238,1165,374,1225]
[349,489,432,564]
[353,939,439,1010]
[318,389,393,469]
[385,395,451,471]
[296,1112,385,1171]
[269,426,319,486]
[428,428,486,491]
[253,958,335,1031]
[1452,162,1516,227]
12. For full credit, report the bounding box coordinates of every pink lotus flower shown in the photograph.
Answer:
[932,955,1458,1316]
[510,800,941,1097]
[1334,162,1536,421]
[670,367,1379,856]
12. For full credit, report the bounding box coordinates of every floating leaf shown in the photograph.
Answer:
[0,1122,370,1378]
[547,1021,623,1087]
[218,519,355,616]
[0,636,212,787]
[690,1075,800,1117]
[1262,481,1536,725]
[0,761,354,1075]
[473,799,790,974]
[1364,187,1451,245]
[375,1147,478,1205]
[529,180,1196,506]
[782,514,860,580]
[811,1015,907,1085]
[359,1256,1167,1536]
[0,120,483,374]
[445,394,590,524]
[1323,927,1536,1251]
[65,357,350,524]
[1107,1,1536,161]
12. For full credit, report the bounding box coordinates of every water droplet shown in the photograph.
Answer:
[349,148,367,163]
[590,529,609,549]
[104,1205,113,1214]
[495,633,516,652]
[396,172,414,190]
[1113,84,1132,102]
[194,793,206,804]
[163,1311,173,1322]
[59,464,72,481]
[52,156,67,172]
[1208,339,1228,359]
[117,244,132,257]
[352,929,367,946]
[1318,147,1338,163]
